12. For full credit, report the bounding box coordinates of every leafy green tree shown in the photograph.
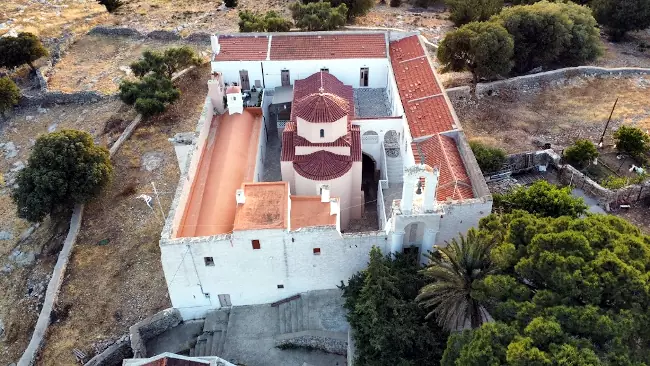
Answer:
[238,10,292,32]
[97,0,124,12]
[438,22,513,83]
[302,0,374,19]
[417,229,497,330]
[444,212,650,364]
[119,74,181,117]
[563,139,598,169]
[613,125,650,157]
[445,0,503,26]
[468,140,507,172]
[0,32,48,72]
[0,77,21,118]
[224,0,238,8]
[494,1,602,73]
[129,46,201,79]
[389,0,401,7]
[493,180,587,218]
[12,130,113,222]
[290,1,348,31]
[341,247,448,365]
[592,0,650,41]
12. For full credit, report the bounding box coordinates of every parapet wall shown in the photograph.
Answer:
[129,308,182,358]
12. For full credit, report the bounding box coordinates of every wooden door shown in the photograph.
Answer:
[360,67,369,87]
[239,70,250,90]
[281,70,290,87]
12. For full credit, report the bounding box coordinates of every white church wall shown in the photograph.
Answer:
[353,117,404,166]
[294,170,354,228]
[211,61,264,89]
[436,199,493,245]
[297,116,348,143]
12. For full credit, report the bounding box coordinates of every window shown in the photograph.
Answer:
[204,293,211,299]
[252,240,261,250]
[360,67,369,87]
[277,284,284,289]
[204,257,215,266]
[320,67,329,73]
[313,248,321,255]
[320,129,325,138]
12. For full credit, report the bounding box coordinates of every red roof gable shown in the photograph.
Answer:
[141,356,208,366]
[405,95,455,138]
[214,35,269,61]
[294,150,354,180]
[270,33,387,60]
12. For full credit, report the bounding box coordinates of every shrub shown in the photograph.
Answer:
[239,10,292,32]
[12,130,113,222]
[494,1,602,74]
[446,0,503,26]
[0,77,21,118]
[437,22,513,83]
[592,0,650,41]
[97,0,124,13]
[493,180,587,218]
[302,0,373,19]
[119,74,181,117]
[224,0,238,8]
[614,125,650,157]
[290,1,348,31]
[0,32,48,72]
[469,141,507,173]
[130,46,201,79]
[563,139,598,169]
[601,175,628,189]
[390,0,401,7]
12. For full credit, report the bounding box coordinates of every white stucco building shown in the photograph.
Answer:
[159,31,492,320]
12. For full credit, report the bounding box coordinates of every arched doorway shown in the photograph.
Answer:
[402,221,426,257]
[362,153,378,203]
[384,130,400,158]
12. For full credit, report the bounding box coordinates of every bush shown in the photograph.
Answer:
[130,46,201,79]
[0,32,48,72]
[390,0,401,7]
[469,141,507,173]
[601,175,628,189]
[614,125,650,157]
[12,130,113,222]
[437,22,513,83]
[592,0,650,41]
[239,10,292,32]
[0,77,21,118]
[224,0,238,8]
[446,0,503,26]
[494,1,602,74]
[302,0,373,19]
[493,180,587,218]
[97,0,124,12]
[563,139,598,169]
[290,1,348,31]
[119,74,181,117]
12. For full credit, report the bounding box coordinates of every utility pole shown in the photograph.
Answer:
[599,97,619,148]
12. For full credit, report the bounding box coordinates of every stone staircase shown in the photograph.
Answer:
[189,308,229,358]
[386,153,404,184]
[277,296,310,335]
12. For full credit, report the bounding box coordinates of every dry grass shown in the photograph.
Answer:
[37,66,209,366]
[456,75,650,154]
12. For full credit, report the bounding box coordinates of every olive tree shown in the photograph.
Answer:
[0,77,21,118]
[0,32,48,72]
[592,0,650,41]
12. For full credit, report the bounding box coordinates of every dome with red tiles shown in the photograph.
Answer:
[294,92,349,123]
[293,150,353,180]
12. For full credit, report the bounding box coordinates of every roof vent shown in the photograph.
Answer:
[236,189,246,204]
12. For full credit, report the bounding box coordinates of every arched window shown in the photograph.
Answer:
[320,129,325,138]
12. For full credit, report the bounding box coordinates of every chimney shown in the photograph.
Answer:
[236,189,246,205]
[329,199,339,216]
[320,185,330,203]
[211,35,221,55]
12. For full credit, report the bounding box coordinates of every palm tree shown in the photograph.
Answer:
[416,228,497,331]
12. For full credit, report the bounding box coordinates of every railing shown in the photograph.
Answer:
[377,180,387,230]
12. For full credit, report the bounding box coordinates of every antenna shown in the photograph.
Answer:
[599,97,618,147]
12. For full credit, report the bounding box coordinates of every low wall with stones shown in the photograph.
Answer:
[84,335,132,366]
[275,330,348,355]
[88,26,212,44]
[21,90,116,107]
[129,308,182,358]
[485,149,561,178]
[445,86,471,102]
[475,66,650,98]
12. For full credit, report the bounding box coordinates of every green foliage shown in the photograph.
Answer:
[238,10,292,32]
[12,130,113,222]
[0,77,21,117]
[494,1,602,74]
[417,229,497,330]
[468,140,507,172]
[613,125,650,157]
[0,32,48,71]
[129,46,201,79]
[563,139,598,169]
[302,0,373,19]
[600,175,628,189]
[290,1,348,31]
[493,180,587,218]
[444,212,650,364]
[119,74,181,117]
[592,0,650,41]
[340,247,448,365]
[389,0,401,7]
[445,0,503,26]
[224,0,238,8]
[97,0,124,13]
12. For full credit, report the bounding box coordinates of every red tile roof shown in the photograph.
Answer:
[412,135,474,201]
[281,124,361,162]
[141,356,208,366]
[214,35,269,61]
[392,57,442,101]
[291,72,354,122]
[294,93,349,123]
[270,33,387,60]
[405,95,455,138]
[389,35,425,62]
[294,150,354,180]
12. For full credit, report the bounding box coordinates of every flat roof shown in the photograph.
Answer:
[234,182,289,231]
[177,109,262,237]
[290,196,338,230]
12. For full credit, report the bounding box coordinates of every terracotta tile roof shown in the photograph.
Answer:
[293,150,354,180]
[281,122,296,161]
[233,182,289,231]
[389,35,425,62]
[294,93,349,123]
[413,135,474,201]
[392,57,442,101]
[281,124,361,162]
[214,35,269,61]
[405,95,455,138]
[290,196,338,230]
[291,72,354,122]
[270,33,387,60]
[141,356,209,366]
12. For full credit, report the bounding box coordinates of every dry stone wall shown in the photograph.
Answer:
[87,26,211,44]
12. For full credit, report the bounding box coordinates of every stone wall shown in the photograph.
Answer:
[87,26,212,44]
[129,308,182,358]
[84,335,132,366]
[21,90,116,107]
[485,149,560,178]
[275,330,348,355]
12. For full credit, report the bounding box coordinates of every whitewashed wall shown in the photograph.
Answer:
[298,116,347,142]
[211,61,264,88]
[353,117,403,165]
[262,59,390,89]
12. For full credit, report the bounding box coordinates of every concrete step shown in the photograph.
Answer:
[290,299,299,333]
[189,346,195,357]
[216,329,227,356]
[201,333,213,357]
[208,331,221,356]
[278,302,287,334]
[301,295,310,330]
[195,334,207,357]
[295,297,304,332]
[204,308,230,333]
